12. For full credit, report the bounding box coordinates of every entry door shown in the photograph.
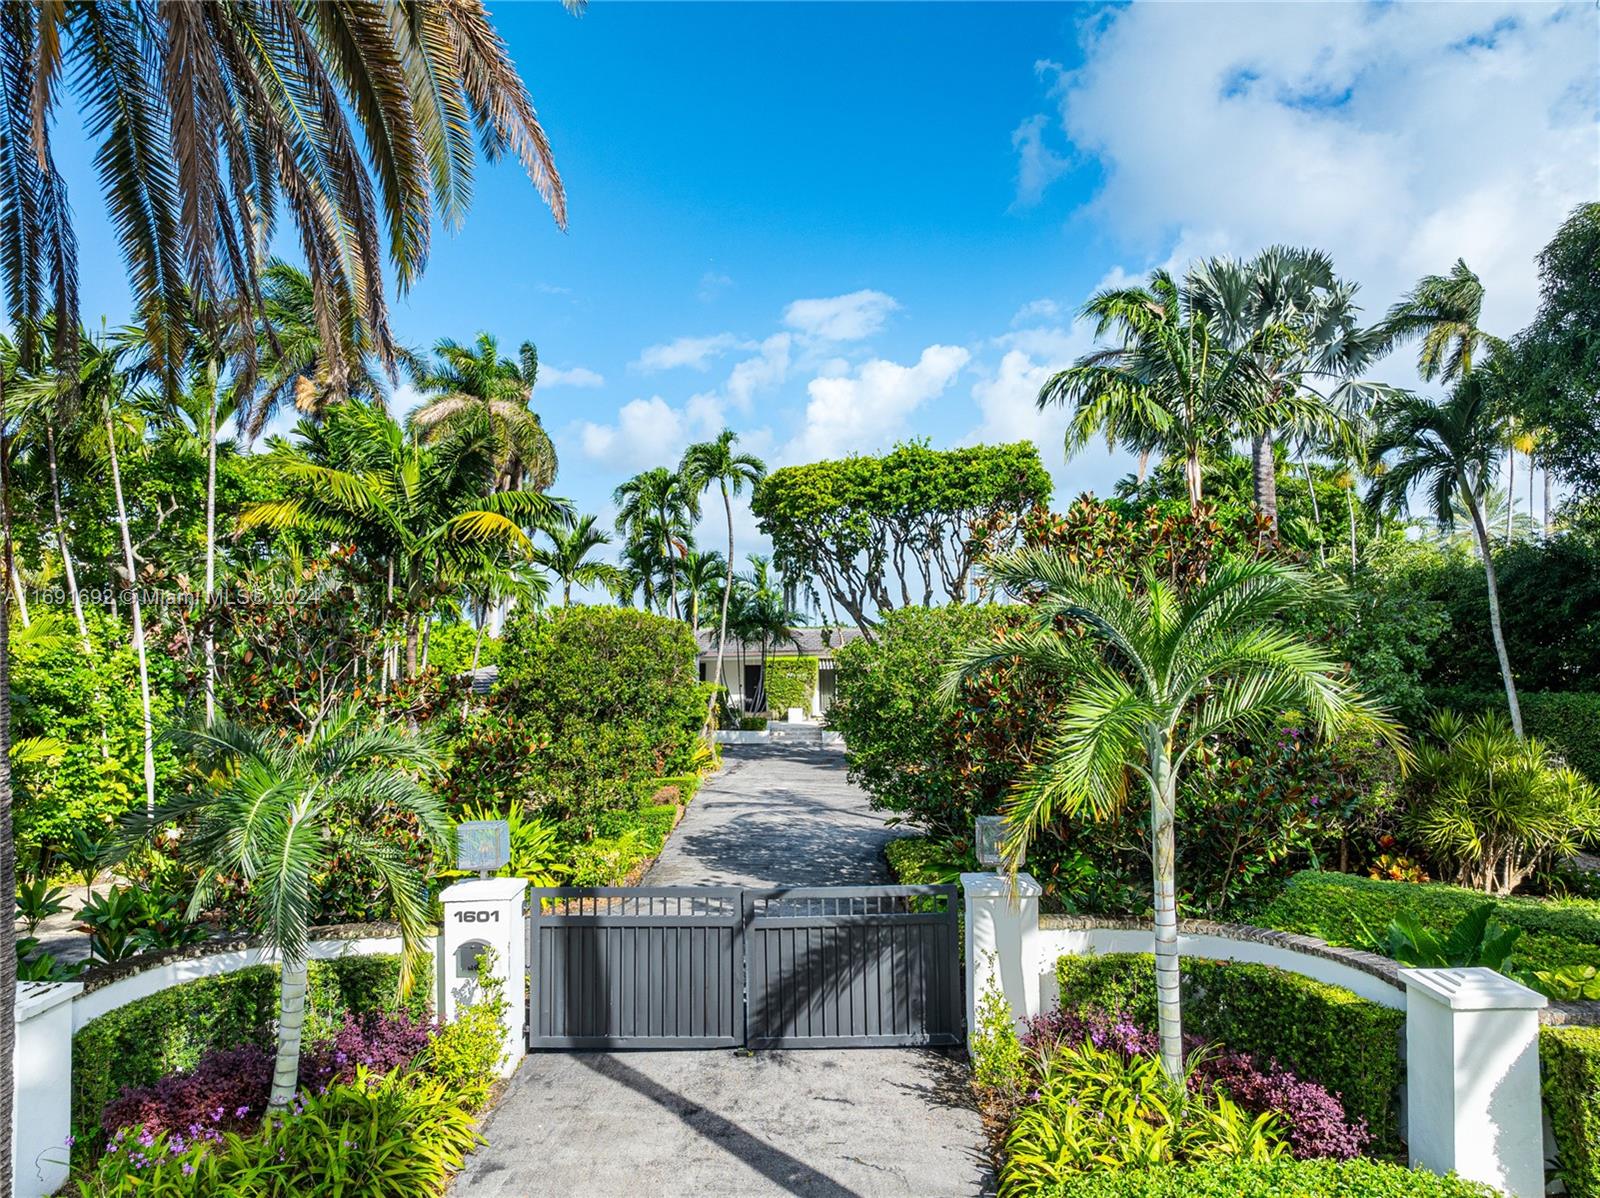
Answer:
[743,664,763,711]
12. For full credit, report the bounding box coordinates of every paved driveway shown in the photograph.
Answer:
[450,745,990,1198]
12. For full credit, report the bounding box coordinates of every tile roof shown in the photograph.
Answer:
[695,625,864,659]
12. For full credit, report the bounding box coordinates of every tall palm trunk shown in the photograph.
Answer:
[705,482,736,732]
[1504,449,1514,544]
[0,385,15,1197]
[1463,485,1523,738]
[44,420,90,650]
[463,607,487,719]
[106,407,157,813]
[270,956,309,1111]
[8,556,26,627]
[1184,452,1203,511]
[1345,478,1359,572]
[1148,740,1183,1081]
[420,611,432,671]
[1301,459,1326,566]
[1251,432,1278,530]
[1543,469,1552,538]
[204,366,218,725]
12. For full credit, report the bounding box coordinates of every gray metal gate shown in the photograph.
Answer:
[527,884,961,1050]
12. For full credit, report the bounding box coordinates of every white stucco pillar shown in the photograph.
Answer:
[961,872,1042,1051]
[14,981,81,1198]
[1401,966,1547,1198]
[438,878,528,1077]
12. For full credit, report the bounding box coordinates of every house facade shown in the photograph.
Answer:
[695,625,865,716]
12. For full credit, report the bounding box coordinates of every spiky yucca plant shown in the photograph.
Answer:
[943,553,1403,1080]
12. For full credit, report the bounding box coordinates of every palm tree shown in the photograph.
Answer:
[1037,269,1277,510]
[408,334,557,493]
[456,555,548,717]
[133,704,447,1111]
[0,2,568,392]
[942,554,1401,1079]
[1188,248,1391,531]
[240,403,571,678]
[681,430,766,728]
[532,514,624,605]
[731,555,802,713]
[614,467,697,618]
[1381,260,1506,386]
[678,549,729,635]
[1368,383,1523,736]
[0,324,16,1186]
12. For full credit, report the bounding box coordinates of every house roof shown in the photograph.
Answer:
[695,625,864,661]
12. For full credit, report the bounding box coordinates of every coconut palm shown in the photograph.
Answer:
[0,1,568,393]
[532,514,624,605]
[681,431,766,726]
[614,467,697,618]
[678,549,729,635]
[132,703,447,1111]
[408,334,556,493]
[1368,382,1523,736]
[1038,269,1280,510]
[942,553,1401,1080]
[240,402,571,678]
[1380,260,1506,385]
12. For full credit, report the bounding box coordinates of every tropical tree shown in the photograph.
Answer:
[681,430,766,725]
[730,555,802,713]
[532,514,624,605]
[1381,260,1506,386]
[678,549,728,635]
[1367,383,1523,736]
[942,553,1401,1080]
[614,467,697,619]
[132,704,448,1110]
[1188,248,1391,531]
[408,334,556,493]
[1038,269,1279,510]
[240,403,571,678]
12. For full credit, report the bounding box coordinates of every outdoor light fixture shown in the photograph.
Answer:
[974,815,1020,873]
[456,820,512,878]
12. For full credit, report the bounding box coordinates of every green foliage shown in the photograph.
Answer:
[1424,689,1600,785]
[1322,540,1452,718]
[885,836,975,885]
[1530,965,1600,1001]
[1256,869,1600,976]
[424,621,499,677]
[971,978,1028,1094]
[78,1068,481,1198]
[762,656,818,714]
[737,716,768,731]
[752,440,1052,629]
[421,950,508,1111]
[1039,1159,1496,1198]
[1404,709,1600,893]
[1001,1041,1287,1196]
[1053,953,1404,1152]
[14,877,67,936]
[495,604,709,796]
[71,955,424,1164]
[1364,903,1522,970]
[1541,1025,1600,1198]
[443,803,568,887]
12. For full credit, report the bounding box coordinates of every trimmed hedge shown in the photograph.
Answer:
[763,656,819,714]
[1055,953,1404,1153]
[1424,688,1600,784]
[1256,869,1600,974]
[1042,1159,1495,1197]
[72,955,422,1164]
[1542,1026,1600,1198]
[884,835,972,885]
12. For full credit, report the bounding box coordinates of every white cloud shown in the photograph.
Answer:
[539,365,605,389]
[725,334,792,410]
[634,333,743,372]
[783,289,900,342]
[1011,113,1070,207]
[784,344,971,464]
[1044,3,1597,334]
[698,271,733,302]
[575,393,726,470]
[1011,298,1062,326]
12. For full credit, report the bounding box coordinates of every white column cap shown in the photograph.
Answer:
[960,871,1043,899]
[1400,966,1548,1012]
[439,877,529,905]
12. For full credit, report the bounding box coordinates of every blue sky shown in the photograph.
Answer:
[56,1,1600,581]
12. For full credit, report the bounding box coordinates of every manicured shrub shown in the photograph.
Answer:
[71,955,424,1164]
[81,1069,481,1197]
[493,604,710,796]
[1541,1025,1600,1198]
[1039,1159,1496,1197]
[1257,869,1600,975]
[1425,689,1600,785]
[885,836,974,885]
[1054,953,1404,1152]
[762,656,819,714]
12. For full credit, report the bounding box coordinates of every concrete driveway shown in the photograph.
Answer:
[449,745,990,1198]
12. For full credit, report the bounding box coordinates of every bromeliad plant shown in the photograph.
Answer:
[126,702,449,1112]
[944,554,1403,1080]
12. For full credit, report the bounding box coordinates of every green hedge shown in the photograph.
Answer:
[1542,1026,1600,1198]
[763,656,819,714]
[1424,689,1600,784]
[884,836,972,884]
[72,955,421,1163]
[1055,953,1404,1153]
[1042,1159,1495,1197]
[1256,869,1600,974]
